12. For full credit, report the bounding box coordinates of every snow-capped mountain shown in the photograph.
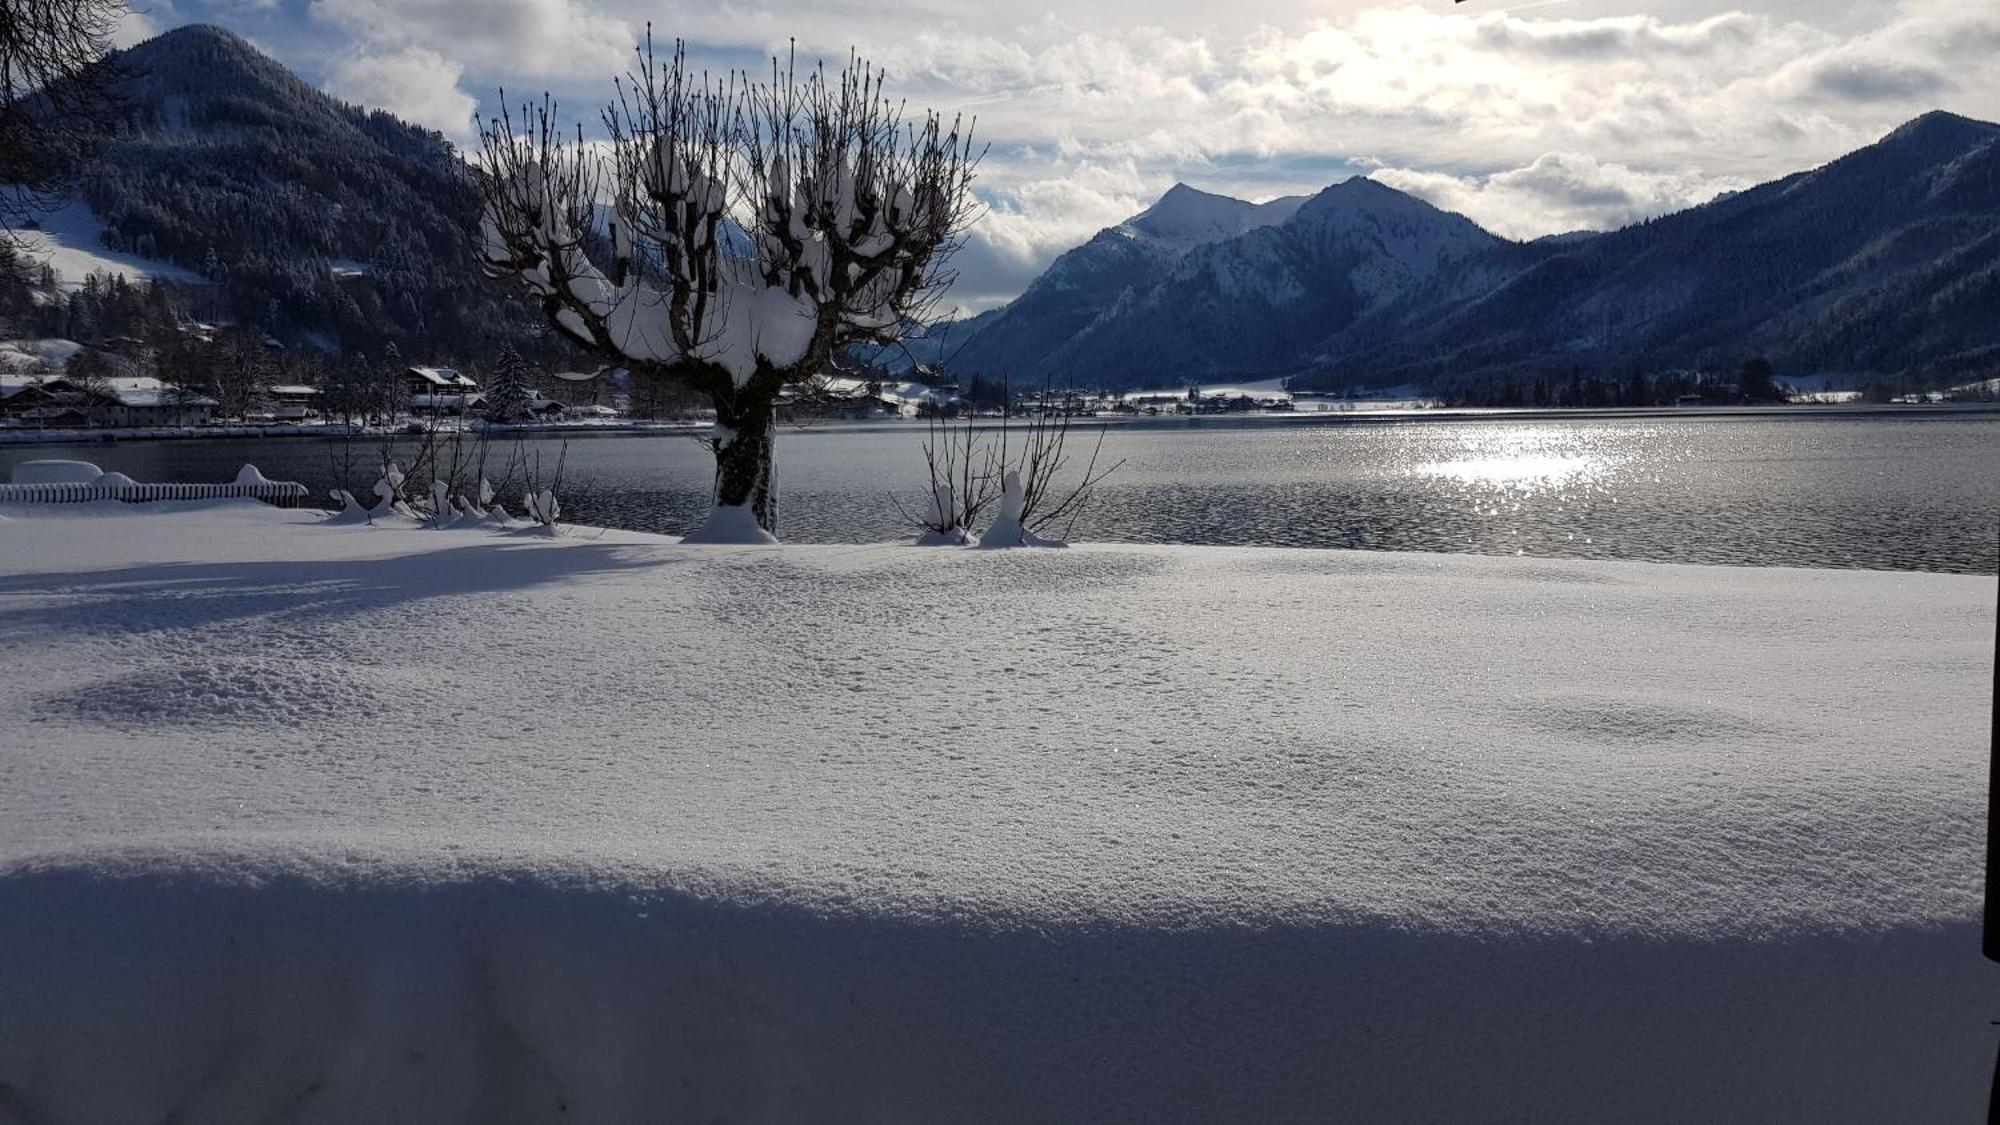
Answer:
[948,111,2000,393]
[1124,182,1308,248]
[945,184,1303,381]
[1327,109,2000,394]
[1039,178,1502,383]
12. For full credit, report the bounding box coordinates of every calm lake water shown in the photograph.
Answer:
[6,411,1997,574]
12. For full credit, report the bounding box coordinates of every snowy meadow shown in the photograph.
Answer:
[0,491,1991,1120]
[3,0,2000,1118]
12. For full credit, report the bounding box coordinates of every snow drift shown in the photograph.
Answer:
[0,502,1991,1120]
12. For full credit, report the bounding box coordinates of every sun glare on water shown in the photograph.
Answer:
[1421,453,1605,486]
[1411,427,1622,492]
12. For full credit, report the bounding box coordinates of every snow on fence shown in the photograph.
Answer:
[0,461,308,508]
[0,481,310,507]
[0,480,309,508]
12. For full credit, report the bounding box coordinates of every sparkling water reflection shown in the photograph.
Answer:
[5,413,1995,574]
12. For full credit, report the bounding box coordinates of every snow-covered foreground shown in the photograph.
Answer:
[0,502,1991,1121]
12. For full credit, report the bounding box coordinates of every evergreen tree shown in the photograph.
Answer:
[482,346,538,422]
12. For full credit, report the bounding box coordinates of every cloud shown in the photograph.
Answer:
[852,1,1999,290]
[1806,59,1950,103]
[1369,154,1749,241]
[323,47,479,143]
[310,0,632,79]
[167,0,2000,302]
[113,9,162,49]
[946,155,1162,309]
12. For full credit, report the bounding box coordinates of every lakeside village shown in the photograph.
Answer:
[3,323,1991,440]
[0,328,1392,437]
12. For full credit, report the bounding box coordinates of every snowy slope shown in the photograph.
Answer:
[1122,182,1307,250]
[1049,177,1503,383]
[14,197,208,291]
[950,184,1304,383]
[0,503,1991,1120]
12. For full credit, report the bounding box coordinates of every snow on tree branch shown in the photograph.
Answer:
[475,35,982,395]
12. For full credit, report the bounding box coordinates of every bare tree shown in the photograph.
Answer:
[890,408,999,544]
[973,381,1124,547]
[0,0,124,237]
[476,36,980,541]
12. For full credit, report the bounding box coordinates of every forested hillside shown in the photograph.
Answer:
[19,24,554,365]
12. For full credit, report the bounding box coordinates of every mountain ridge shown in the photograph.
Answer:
[947,114,2000,393]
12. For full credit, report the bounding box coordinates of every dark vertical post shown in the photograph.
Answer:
[1987,556,1998,963]
[1987,542,1999,1118]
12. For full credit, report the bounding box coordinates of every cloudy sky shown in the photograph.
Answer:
[120,1,2000,308]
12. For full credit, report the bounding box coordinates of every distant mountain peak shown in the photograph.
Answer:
[120,22,270,71]
[148,22,252,47]
[110,21,317,108]
[1876,108,1999,150]
[1126,182,1305,246]
[1288,176,1496,246]
[1296,176,1429,216]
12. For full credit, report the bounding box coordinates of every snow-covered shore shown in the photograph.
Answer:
[0,502,1991,1120]
[0,418,713,445]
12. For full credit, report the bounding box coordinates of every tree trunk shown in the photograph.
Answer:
[711,394,778,536]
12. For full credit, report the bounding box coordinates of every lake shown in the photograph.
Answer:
[5,410,1996,574]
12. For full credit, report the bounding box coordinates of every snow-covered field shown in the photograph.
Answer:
[14,198,208,291]
[0,501,1991,1120]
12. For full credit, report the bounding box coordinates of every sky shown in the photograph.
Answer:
[117,1,2000,310]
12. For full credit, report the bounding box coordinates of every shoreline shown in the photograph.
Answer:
[2,401,1996,446]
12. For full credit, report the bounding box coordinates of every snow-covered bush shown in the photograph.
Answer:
[1002,392,1122,544]
[895,411,998,546]
[524,488,560,527]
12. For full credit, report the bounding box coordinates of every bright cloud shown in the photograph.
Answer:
[323,47,478,143]
[310,0,632,79]
[162,0,2000,301]
[1369,155,1752,241]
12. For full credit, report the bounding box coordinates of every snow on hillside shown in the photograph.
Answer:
[0,338,82,373]
[1123,182,1306,249]
[1287,177,1500,307]
[0,502,1991,1119]
[14,197,208,291]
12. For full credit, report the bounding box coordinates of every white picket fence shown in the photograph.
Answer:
[0,480,310,508]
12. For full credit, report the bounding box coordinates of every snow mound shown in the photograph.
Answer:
[41,656,383,729]
[681,502,778,544]
[10,459,102,484]
[0,505,1990,1118]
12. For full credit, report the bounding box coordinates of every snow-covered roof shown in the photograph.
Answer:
[815,375,960,407]
[8,375,219,408]
[408,366,477,388]
[266,385,318,396]
[101,376,218,408]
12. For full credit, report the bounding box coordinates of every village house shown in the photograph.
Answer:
[0,375,218,427]
[406,365,479,413]
[257,384,320,421]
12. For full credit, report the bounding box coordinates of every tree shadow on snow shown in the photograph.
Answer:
[0,542,670,645]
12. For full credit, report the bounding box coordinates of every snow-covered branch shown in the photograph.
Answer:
[472,34,981,536]
[475,37,981,395]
